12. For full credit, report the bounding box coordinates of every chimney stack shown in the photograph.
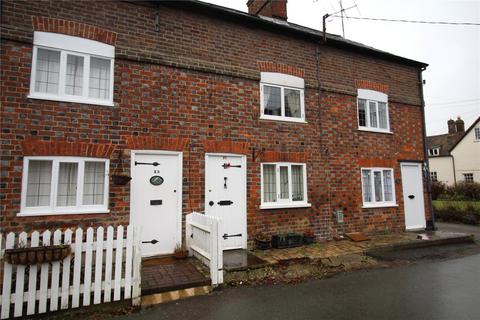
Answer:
[447,119,456,134]
[455,116,465,133]
[247,0,288,20]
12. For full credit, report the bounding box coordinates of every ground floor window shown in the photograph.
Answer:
[361,168,396,207]
[20,156,109,215]
[463,173,474,183]
[261,162,310,209]
[430,171,438,182]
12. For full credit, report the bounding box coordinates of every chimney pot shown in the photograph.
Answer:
[455,116,465,133]
[247,0,288,20]
[447,119,456,134]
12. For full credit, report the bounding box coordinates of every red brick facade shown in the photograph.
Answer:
[0,0,431,240]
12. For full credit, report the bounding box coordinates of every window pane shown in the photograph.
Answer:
[358,99,367,126]
[57,162,78,206]
[263,164,276,202]
[369,101,378,128]
[26,160,52,207]
[362,169,372,203]
[65,54,84,96]
[263,85,281,116]
[35,48,60,94]
[292,165,304,201]
[378,102,388,129]
[279,166,289,199]
[475,128,480,140]
[83,162,106,205]
[89,57,111,100]
[284,89,301,118]
[383,170,393,202]
[374,171,383,202]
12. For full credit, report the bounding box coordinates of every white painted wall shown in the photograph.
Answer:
[451,123,480,183]
[429,156,455,185]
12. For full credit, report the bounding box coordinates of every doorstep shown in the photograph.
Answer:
[141,256,211,296]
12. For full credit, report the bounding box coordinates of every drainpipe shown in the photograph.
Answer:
[451,155,457,185]
[418,67,436,230]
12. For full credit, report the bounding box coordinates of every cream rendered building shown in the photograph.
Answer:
[427,116,480,185]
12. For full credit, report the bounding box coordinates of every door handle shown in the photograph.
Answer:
[150,199,163,205]
[209,201,214,206]
[408,195,415,199]
[223,233,242,239]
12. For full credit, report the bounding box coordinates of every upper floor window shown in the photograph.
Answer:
[361,168,396,208]
[260,162,311,209]
[29,32,114,106]
[428,147,440,156]
[260,72,305,123]
[20,156,110,216]
[357,89,390,133]
[475,127,480,141]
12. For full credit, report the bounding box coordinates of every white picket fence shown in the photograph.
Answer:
[185,212,223,286]
[0,225,142,319]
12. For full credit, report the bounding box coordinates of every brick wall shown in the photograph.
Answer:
[0,0,431,239]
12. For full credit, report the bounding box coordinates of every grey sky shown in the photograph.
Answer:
[203,0,480,135]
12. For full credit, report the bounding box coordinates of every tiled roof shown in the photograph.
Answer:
[426,132,464,156]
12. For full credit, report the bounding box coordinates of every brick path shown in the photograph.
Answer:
[252,231,465,264]
[142,257,210,295]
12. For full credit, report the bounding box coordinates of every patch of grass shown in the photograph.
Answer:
[433,200,480,210]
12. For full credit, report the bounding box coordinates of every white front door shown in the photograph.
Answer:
[130,151,182,257]
[205,154,247,250]
[401,162,426,230]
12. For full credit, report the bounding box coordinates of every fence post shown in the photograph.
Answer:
[186,214,192,256]
[209,218,218,286]
[216,217,224,285]
[131,226,142,307]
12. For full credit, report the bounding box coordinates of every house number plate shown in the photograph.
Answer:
[150,175,164,186]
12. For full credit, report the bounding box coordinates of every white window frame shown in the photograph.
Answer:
[357,89,391,133]
[428,148,439,156]
[463,173,474,183]
[260,72,306,123]
[474,127,480,141]
[19,156,110,216]
[361,167,397,208]
[28,31,115,106]
[260,162,311,209]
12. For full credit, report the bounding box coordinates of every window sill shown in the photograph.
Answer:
[28,94,114,107]
[361,204,398,209]
[260,116,307,124]
[260,203,311,210]
[17,209,110,217]
[358,127,393,134]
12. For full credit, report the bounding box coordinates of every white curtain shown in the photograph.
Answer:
[57,162,78,206]
[291,165,304,201]
[378,102,388,129]
[26,160,52,207]
[83,162,105,205]
[263,164,276,202]
[89,57,110,100]
[383,170,393,201]
[263,85,281,116]
[358,99,367,126]
[65,54,84,96]
[279,166,289,199]
[369,101,378,127]
[285,89,301,118]
[374,171,383,202]
[362,169,372,203]
[35,48,60,94]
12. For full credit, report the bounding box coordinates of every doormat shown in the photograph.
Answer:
[345,232,370,242]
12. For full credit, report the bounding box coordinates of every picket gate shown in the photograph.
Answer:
[0,225,142,319]
[185,212,223,286]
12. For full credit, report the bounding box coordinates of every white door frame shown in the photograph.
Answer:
[129,150,183,253]
[400,162,426,231]
[205,153,248,250]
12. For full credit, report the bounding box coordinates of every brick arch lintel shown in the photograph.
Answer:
[257,61,305,79]
[32,16,117,46]
[260,151,308,163]
[355,80,389,94]
[203,140,250,155]
[20,139,115,158]
[122,135,189,152]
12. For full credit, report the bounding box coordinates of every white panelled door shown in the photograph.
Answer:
[401,162,426,230]
[205,154,247,250]
[130,151,182,257]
